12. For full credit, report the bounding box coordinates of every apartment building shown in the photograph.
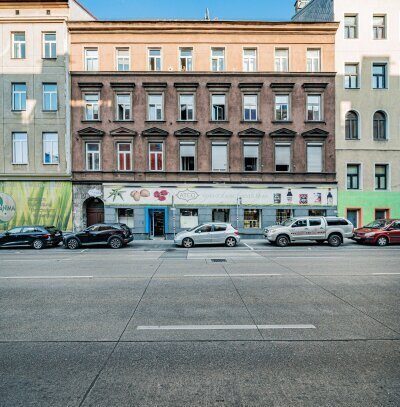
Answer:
[293,0,400,227]
[0,0,93,231]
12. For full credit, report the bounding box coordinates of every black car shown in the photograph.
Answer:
[0,226,63,249]
[63,223,133,249]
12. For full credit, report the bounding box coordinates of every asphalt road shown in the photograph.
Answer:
[1,240,399,406]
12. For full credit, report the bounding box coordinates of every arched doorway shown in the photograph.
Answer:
[85,198,104,226]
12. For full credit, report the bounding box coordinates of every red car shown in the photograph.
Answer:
[353,219,400,246]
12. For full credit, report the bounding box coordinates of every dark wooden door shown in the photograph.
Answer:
[86,199,104,226]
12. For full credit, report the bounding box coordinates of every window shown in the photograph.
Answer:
[84,48,98,71]
[118,208,134,228]
[292,219,307,228]
[345,64,359,89]
[211,94,226,121]
[309,218,322,226]
[211,142,228,172]
[375,209,389,220]
[43,84,58,111]
[179,48,193,71]
[276,209,293,224]
[43,133,58,164]
[373,15,386,39]
[344,15,358,38]
[149,142,163,171]
[214,224,227,232]
[117,143,132,171]
[179,94,194,120]
[345,111,359,140]
[86,143,100,171]
[12,132,28,164]
[307,143,323,173]
[375,164,388,190]
[180,209,198,228]
[211,48,225,71]
[84,94,100,120]
[307,49,320,72]
[180,142,195,171]
[116,48,130,71]
[275,49,289,72]
[307,94,322,121]
[243,95,258,121]
[116,94,131,121]
[244,209,261,229]
[148,49,161,71]
[212,209,230,223]
[148,94,163,120]
[275,94,289,121]
[12,83,26,111]
[372,64,386,89]
[243,48,257,72]
[243,142,259,172]
[12,32,26,59]
[373,111,387,140]
[43,33,56,58]
[347,164,360,189]
[275,144,291,172]
[309,209,326,217]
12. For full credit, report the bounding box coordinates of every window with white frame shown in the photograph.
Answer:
[12,83,26,111]
[12,132,28,164]
[117,142,132,171]
[307,143,323,173]
[243,48,257,72]
[180,142,196,171]
[84,48,98,71]
[12,32,26,59]
[179,48,193,71]
[243,94,258,121]
[118,208,134,228]
[344,15,358,39]
[149,142,163,171]
[148,94,163,120]
[148,49,161,71]
[307,49,321,72]
[116,48,130,71]
[86,143,100,171]
[116,94,131,120]
[275,144,291,172]
[180,209,198,228]
[211,94,226,121]
[373,15,386,39]
[275,94,289,121]
[243,142,259,172]
[43,33,56,59]
[84,93,100,120]
[307,94,322,121]
[344,64,359,89]
[275,49,289,72]
[211,48,225,71]
[43,133,59,164]
[211,142,228,172]
[43,83,58,111]
[244,209,261,229]
[179,94,194,120]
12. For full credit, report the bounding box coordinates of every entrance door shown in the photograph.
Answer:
[86,198,104,227]
[347,209,360,228]
[151,211,165,237]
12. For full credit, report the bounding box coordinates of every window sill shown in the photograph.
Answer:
[43,163,59,166]
[372,88,388,90]
[42,57,57,60]
[344,87,360,90]
[11,110,25,113]
[82,120,102,123]
[272,120,292,124]
[373,139,388,142]
[209,120,229,123]
[304,120,326,124]
[345,138,360,141]
[240,120,262,124]
[42,110,58,113]
[145,120,166,123]
[113,120,134,123]
[177,120,198,123]
[12,163,28,165]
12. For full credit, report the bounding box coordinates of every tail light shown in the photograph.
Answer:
[234,230,240,236]
[43,234,50,238]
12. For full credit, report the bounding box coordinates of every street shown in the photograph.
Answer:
[1,240,400,406]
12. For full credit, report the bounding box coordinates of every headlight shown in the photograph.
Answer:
[365,232,375,238]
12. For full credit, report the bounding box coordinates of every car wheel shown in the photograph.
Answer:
[182,237,194,248]
[328,234,342,247]
[32,239,44,250]
[66,238,79,250]
[225,237,237,247]
[109,237,123,249]
[376,236,389,247]
[276,235,290,247]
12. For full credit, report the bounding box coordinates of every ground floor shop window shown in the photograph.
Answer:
[276,209,293,224]
[212,209,230,223]
[309,209,326,217]
[118,208,134,228]
[244,209,261,228]
[180,209,198,228]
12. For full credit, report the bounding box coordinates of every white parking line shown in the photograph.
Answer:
[137,324,316,331]
[0,276,94,279]
[243,242,254,251]
[184,274,281,278]
[372,273,400,275]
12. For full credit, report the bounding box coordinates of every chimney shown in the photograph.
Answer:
[295,0,311,13]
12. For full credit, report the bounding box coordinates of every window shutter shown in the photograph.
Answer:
[275,145,290,165]
[307,144,322,172]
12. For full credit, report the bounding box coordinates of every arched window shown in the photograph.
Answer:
[345,111,359,140]
[373,111,387,140]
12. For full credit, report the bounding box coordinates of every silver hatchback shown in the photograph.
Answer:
[174,223,241,248]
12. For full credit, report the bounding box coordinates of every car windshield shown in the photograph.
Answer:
[281,218,296,226]
[363,220,390,229]
[189,224,203,232]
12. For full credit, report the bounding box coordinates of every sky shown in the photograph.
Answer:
[79,0,295,21]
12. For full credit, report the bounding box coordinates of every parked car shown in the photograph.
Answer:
[174,223,240,248]
[0,226,63,249]
[352,219,400,246]
[63,223,133,249]
[264,217,354,247]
